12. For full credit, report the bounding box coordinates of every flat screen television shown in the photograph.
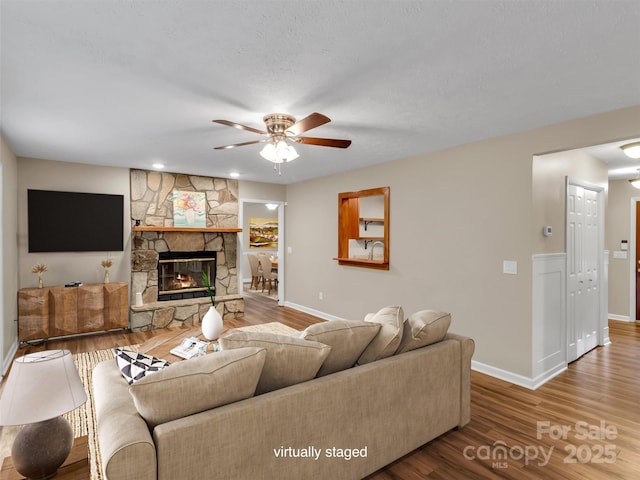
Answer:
[28,189,124,252]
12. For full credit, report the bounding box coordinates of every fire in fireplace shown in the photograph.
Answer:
[158,251,216,301]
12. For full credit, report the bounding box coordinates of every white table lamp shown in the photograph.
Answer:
[0,349,87,479]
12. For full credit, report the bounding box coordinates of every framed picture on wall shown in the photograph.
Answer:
[249,217,278,248]
[173,191,206,227]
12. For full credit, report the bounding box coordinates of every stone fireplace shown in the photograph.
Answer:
[129,170,244,331]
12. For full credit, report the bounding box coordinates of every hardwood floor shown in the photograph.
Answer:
[3,297,639,479]
[365,320,640,480]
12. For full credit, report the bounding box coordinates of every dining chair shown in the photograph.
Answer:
[247,253,262,290]
[258,255,277,295]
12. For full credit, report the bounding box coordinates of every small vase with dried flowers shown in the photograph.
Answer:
[101,258,113,284]
[32,264,48,288]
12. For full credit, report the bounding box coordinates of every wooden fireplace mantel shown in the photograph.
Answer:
[133,226,242,233]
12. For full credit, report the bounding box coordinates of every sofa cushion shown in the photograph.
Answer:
[395,310,451,354]
[219,331,331,394]
[300,320,380,376]
[129,347,266,429]
[114,348,170,384]
[357,305,404,365]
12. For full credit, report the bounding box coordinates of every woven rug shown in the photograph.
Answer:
[66,345,139,480]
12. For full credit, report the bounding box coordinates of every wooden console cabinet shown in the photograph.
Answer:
[18,283,128,342]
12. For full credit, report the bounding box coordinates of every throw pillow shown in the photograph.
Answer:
[395,310,451,354]
[219,331,331,394]
[114,348,170,385]
[357,305,404,365]
[300,320,380,376]
[129,347,266,429]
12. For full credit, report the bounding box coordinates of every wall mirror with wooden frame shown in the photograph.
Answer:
[335,186,389,270]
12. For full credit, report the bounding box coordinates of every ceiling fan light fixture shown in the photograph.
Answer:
[262,139,299,164]
[621,142,640,159]
[214,112,350,174]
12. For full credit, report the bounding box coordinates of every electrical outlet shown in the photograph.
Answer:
[319,292,323,300]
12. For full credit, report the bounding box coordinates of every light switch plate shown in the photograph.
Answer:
[503,260,518,275]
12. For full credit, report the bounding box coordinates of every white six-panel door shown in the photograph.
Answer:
[566,183,600,363]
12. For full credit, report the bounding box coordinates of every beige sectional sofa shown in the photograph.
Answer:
[93,311,474,480]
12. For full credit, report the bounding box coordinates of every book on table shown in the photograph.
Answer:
[170,337,210,359]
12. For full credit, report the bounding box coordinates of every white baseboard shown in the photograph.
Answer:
[283,302,345,322]
[609,314,634,322]
[471,360,567,391]
[1,338,19,379]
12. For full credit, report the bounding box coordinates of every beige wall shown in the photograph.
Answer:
[607,179,638,318]
[1,136,19,375]
[285,105,640,378]
[239,180,286,202]
[17,158,133,289]
[532,149,608,254]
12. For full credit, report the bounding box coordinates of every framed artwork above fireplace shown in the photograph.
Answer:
[173,190,206,228]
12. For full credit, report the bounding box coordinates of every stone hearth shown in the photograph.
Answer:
[129,169,244,331]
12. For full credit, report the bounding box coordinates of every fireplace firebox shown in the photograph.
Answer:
[158,251,216,301]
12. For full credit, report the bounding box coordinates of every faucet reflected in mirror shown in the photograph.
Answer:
[368,241,384,261]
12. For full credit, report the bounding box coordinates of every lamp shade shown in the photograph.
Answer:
[0,349,87,426]
[259,142,276,161]
[286,145,299,162]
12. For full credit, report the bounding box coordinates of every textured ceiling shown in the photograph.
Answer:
[1,0,639,184]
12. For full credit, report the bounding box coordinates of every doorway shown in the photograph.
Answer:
[566,178,604,363]
[238,199,284,305]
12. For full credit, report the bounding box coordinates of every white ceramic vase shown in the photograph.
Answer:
[201,305,223,340]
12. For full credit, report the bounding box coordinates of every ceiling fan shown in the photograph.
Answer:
[212,112,351,173]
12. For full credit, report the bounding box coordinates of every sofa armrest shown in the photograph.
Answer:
[444,333,474,427]
[93,360,157,480]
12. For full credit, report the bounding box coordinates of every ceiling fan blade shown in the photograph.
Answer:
[213,139,267,150]
[286,112,331,136]
[295,136,352,148]
[212,119,266,135]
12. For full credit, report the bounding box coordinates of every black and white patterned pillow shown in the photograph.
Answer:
[114,348,170,384]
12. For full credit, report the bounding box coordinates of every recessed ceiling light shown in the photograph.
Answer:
[229,172,240,178]
[152,163,165,169]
